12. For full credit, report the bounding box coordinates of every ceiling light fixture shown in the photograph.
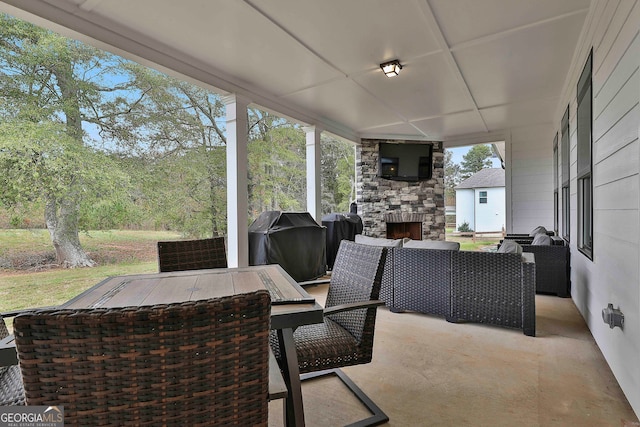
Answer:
[380,59,402,77]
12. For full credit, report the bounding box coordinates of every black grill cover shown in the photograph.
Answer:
[322,213,364,270]
[248,211,326,282]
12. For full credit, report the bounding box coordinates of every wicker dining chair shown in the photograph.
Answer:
[0,315,25,406]
[271,240,388,427]
[13,291,271,426]
[157,237,227,272]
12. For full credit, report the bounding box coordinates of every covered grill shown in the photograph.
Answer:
[248,211,326,282]
[322,213,363,270]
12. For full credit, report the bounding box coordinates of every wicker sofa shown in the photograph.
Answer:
[355,236,536,336]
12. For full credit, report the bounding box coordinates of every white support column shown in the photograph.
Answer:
[304,126,322,222]
[223,94,250,267]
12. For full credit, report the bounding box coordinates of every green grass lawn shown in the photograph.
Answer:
[446,233,500,251]
[0,229,181,321]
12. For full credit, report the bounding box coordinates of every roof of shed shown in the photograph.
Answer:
[456,168,505,189]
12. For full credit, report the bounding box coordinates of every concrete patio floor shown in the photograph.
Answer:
[269,283,639,427]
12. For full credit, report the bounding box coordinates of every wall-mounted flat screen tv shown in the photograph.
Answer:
[378,142,433,182]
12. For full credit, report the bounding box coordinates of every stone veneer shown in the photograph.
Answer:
[356,139,445,240]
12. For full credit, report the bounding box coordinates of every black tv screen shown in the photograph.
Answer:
[378,143,433,182]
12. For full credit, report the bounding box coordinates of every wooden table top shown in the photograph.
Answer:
[62,264,324,330]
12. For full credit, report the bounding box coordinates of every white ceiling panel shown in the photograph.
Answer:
[480,97,561,130]
[245,0,441,76]
[0,0,592,143]
[428,0,590,46]
[282,78,402,132]
[453,12,587,109]
[75,0,344,97]
[353,53,474,121]
[411,111,487,140]
[360,122,430,140]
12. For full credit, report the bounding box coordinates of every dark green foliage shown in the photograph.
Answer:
[460,144,494,180]
[458,222,473,232]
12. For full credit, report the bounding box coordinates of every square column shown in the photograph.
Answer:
[223,94,250,267]
[304,126,322,222]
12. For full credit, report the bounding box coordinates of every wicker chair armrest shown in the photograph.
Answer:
[0,335,18,367]
[0,307,57,318]
[298,278,331,287]
[521,252,535,264]
[323,300,385,316]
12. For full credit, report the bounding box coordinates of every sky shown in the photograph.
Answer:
[447,145,502,167]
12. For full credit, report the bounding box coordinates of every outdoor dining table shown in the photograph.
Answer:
[4,264,322,427]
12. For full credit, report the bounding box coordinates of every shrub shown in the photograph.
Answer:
[458,221,473,232]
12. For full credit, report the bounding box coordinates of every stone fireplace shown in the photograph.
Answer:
[356,139,445,240]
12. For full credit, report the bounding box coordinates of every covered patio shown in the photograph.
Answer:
[273,283,636,426]
[0,0,638,423]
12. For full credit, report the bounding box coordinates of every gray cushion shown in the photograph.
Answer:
[497,240,523,255]
[531,234,552,245]
[403,239,460,251]
[355,235,404,248]
[529,226,548,236]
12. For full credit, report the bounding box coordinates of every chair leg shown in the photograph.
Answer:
[300,368,389,427]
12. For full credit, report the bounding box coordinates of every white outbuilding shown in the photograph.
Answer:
[455,168,505,233]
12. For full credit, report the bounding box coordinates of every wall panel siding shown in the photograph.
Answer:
[562,0,640,416]
[509,125,555,232]
[595,175,639,211]
[594,35,639,116]
[594,236,640,307]
[594,0,639,82]
[596,140,639,185]
[594,103,638,160]
[594,70,639,141]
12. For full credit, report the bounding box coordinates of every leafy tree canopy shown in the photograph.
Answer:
[460,144,494,180]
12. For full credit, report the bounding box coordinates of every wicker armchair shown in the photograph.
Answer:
[450,251,536,336]
[0,315,25,406]
[521,244,570,297]
[271,240,388,426]
[13,291,271,426]
[157,237,227,272]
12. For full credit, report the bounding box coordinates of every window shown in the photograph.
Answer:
[577,50,593,259]
[553,133,559,235]
[479,191,487,204]
[561,106,570,242]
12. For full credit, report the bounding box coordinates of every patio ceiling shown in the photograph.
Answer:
[0,0,590,143]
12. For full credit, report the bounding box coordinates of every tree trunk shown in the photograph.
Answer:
[45,195,96,268]
[42,56,95,267]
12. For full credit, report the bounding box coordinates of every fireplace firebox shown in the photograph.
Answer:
[386,222,422,240]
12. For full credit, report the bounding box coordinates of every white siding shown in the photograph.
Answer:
[559,0,640,416]
[456,187,506,232]
[455,188,475,230]
[474,187,505,232]
[508,124,555,233]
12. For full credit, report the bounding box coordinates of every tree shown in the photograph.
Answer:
[321,136,355,214]
[0,121,129,266]
[0,15,137,266]
[459,144,494,180]
[444,149,461,200]
[0,15,357,254]
[247,111,306,216]
[98,67,230,237]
